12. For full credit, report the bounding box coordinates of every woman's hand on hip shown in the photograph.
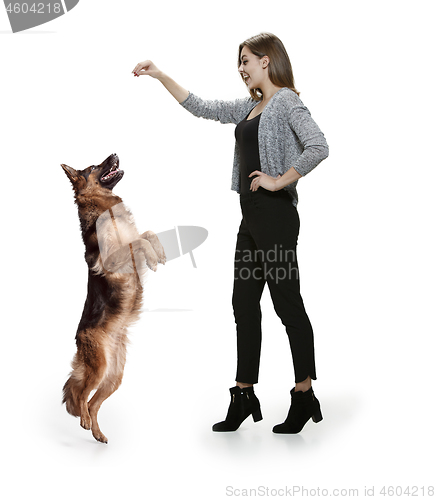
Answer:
[249,171,281,192]
[132,60,162,79]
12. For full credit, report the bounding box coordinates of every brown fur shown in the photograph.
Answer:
[61,154,165,443]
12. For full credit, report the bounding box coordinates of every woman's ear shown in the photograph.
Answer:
[261,55,270,69]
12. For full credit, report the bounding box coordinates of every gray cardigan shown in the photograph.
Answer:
[179,87,329,207]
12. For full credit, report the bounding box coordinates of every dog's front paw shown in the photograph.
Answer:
[147,262,158,272]
[143,249,158,272]
[157,248,166,265]
[141,231,166,265]
[140,239,159,272]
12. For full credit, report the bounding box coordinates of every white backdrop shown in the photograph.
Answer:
[1,1,435,498]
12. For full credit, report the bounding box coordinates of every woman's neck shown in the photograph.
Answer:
[260,82,283,103]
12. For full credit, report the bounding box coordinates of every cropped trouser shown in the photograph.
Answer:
[232,188,317,385]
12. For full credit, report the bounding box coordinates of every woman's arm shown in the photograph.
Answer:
[248,167,302,192]
[132,60,189,103]
[157,73,190,103]
[132,59,255,124]
[179,93,255,125]
[249,96,329,192]
[286,104,329,177]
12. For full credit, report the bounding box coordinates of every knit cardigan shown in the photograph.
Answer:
[179,87,329,207]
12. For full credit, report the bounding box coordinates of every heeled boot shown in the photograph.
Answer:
[212,386,263,432]
[272,387,323,434]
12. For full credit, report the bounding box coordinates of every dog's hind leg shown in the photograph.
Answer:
[87,336,127,444]
[78,379,100,431]
[73,330,108,432]
[78,365,108,432]
[87,375,122,444]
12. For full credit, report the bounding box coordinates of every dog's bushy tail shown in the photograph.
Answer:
[62,373,81,417]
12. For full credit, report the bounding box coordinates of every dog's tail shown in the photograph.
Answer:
[62,374,81,417]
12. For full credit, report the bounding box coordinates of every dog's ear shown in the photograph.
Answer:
[61,164,79,184]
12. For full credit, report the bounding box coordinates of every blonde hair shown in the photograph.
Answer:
[238,32,300,100]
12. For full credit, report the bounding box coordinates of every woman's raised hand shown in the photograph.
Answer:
[131,61,189,103]
[132,60,162,78]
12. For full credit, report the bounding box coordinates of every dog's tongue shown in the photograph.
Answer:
[103,167,121,180]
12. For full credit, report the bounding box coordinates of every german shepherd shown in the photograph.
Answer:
[61,153,166,443]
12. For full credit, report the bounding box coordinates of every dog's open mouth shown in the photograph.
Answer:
[100,154,124,187]
[101,161,120,181]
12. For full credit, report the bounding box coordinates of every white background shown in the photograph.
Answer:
[1,1,435,498]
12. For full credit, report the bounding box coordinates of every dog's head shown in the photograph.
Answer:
[61,153,124,196]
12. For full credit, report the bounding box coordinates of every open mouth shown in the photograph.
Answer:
[100,154,123,186]
[242,73,250,84]
[101,160,120,181]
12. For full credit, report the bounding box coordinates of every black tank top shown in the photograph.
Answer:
[235,112,262,195]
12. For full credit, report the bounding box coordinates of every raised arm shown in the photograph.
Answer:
[132,60,189,103]
[178,92,257,125]
[132,59,256,124]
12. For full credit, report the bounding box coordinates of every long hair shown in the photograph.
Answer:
[238,32,300,100]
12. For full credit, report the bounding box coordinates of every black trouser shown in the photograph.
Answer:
[232,188,317,385]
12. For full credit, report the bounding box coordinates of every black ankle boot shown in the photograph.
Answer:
[272,387,323,434]
[212,386,263,432]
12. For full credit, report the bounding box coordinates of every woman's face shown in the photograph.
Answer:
[238,45,268,90]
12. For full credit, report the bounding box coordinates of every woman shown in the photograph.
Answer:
[133,32,329,434]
